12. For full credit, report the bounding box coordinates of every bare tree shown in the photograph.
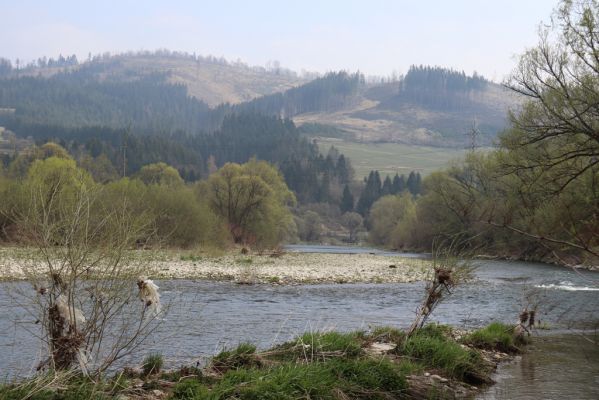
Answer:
[12,167,162,376]
[407,238,474,337]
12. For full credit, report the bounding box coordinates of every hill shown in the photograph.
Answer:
[9,51,308,107]
[0,55,519,161]
[293,66,519,148]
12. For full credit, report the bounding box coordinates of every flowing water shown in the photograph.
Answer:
[1,245,598,398]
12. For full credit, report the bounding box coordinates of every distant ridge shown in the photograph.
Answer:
[0,52,519,147]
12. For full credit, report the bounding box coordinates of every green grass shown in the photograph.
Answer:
[211,343,261,373]
[4,325,513,399]
[174,357,409,400]
[142,353,164,376]
[271,331,364,362]
[463,322,520,353]
[316,138,466,179]
[401,324,490,384]
[0,374,114,400]
[180,254,203,262]
[369,326,406,344]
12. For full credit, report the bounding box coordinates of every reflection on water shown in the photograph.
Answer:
[478,334,599,400]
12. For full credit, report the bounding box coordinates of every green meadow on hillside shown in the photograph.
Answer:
[316,138,468,179]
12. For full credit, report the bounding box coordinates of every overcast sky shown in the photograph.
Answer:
[0,0,556,81]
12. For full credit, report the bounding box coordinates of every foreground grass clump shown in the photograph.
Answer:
[211,343,262,372]
[143,353,164,376]
[0,374,118,400]
[369,326,406,345]
[173,357,408,400]
[401,325,490,383]
[463,322,520,353]
[270,331,364,362]
[3,325,520,399]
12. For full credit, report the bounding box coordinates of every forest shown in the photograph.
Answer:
[1,1,597,265]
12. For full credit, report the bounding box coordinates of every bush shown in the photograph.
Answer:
[142,353,164,376]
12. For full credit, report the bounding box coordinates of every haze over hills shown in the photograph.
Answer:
[10,51,309,107]
[0,51,521,181]
[0,52,519,148]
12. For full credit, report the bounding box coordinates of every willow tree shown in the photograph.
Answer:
[497,0,599,261]
[207,159,296,247]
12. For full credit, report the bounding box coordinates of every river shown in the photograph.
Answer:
[1,245,598,398]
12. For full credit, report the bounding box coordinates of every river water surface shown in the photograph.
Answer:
[1,245,598,398]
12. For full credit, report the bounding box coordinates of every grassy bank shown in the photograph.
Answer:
[1,322,525,400]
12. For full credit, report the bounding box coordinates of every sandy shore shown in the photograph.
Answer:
[0,248,431,284]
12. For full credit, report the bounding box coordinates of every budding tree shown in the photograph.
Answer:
[11,157,162,375]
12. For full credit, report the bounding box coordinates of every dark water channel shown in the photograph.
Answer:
[1,245,598,398]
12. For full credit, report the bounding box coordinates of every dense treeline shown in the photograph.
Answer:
[356,170,421,216]
[0,143,295,248]
[370,149,598,265]
[3,115,355,206]
[0,68,360,135]
[0,72,220,132]
[236,72,362,117]
[398,65,487,110]
[0,50,303,77]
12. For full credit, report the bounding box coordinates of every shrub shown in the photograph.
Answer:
[142,353,164,376]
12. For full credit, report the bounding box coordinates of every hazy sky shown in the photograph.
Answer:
[1,0,556,81]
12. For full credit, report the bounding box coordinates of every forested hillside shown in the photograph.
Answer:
[0,54,517,148]
[0,50,307,106]
[296,66,518,147]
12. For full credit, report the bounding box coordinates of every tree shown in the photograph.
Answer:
[392,174,406,194]
[356,170,382,215]
[407,171,422,195]
[369,194,417,249]
[340,184,354,213]
[12,157,159,374]
[137,162,184,187]
[79,154,119,183]
[297,210,322,242]
[381,175,393,196]
[505,0,599,190]
[498,0,599,260]
[341,212,363,243]
[208,159,296,247]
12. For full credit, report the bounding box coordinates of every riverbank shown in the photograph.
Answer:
[0,323,523,400]
[0,247,431,284]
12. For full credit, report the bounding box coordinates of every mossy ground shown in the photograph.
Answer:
[0,323,524,400]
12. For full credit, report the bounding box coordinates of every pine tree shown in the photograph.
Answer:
[407,171,420,195]
[340,184,354,213]
[391,173,405,194]
[381,175,392,196]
